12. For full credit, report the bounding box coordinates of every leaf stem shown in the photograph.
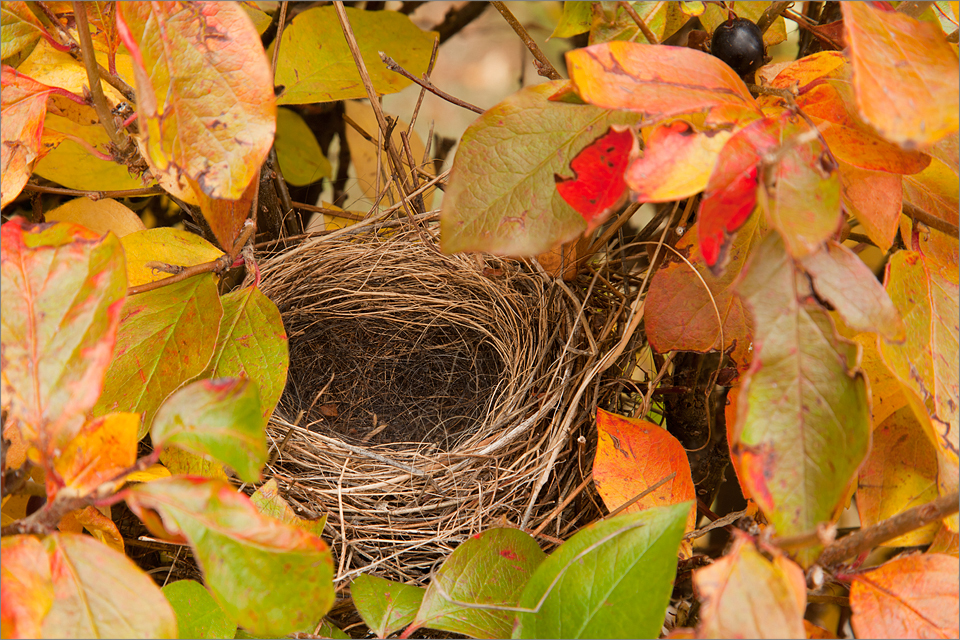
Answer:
[816,492,959,567]
[490,1,562,81]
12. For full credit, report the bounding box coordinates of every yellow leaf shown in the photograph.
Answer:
[46,198,146,238]
[120,227,223,286]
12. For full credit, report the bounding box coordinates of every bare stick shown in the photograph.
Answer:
[127,220,255,296]
[23,183,164,199]
[432,1,490,44]
[606,473,676,519]
[618,1,658,44]
[490,1,562,81]
[817,492,959,567]
[903,202,959,238]
[756,1,791,35]
[896,1,934,18]
[380,53,484,114]
[72,2,129,151]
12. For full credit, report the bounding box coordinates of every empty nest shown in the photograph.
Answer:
[256,221,639,586]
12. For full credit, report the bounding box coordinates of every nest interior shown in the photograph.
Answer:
[256,224,637,585]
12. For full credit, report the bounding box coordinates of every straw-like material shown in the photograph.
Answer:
[256,221,641,586]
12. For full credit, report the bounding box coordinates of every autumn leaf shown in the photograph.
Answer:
[645,213,762,377]
[566,42,761,127]
[838,160,903,251]
[555,125,637,232]
[593,409,697,537]
[352,575,424,639]
[843,2,959,147]
[0,65,55,206]
[694,531,807,639]
[440,81,640,256]
[125,476,334,636]
[733,232,870,567]
[116,1,276,200]
[52,412,139,499]
[0,218,126,461]
[850,553,959,639]
[0,535,53,639]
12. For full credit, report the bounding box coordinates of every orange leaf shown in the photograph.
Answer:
[566,42,761,128]
[52,413,139,499]
[0,66,54,207]
[903,154,960,231]
[626,120,734,202]
[58,506,125,553]
[763,51,847,91]
[850,553,959,639]
[838,160,902,251]
[694,531,807,639]
[188,174,256,251]
[593,409,696,535]
[843,3,959,147]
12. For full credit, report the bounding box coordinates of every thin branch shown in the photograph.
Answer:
[72,1,128,151]
[605,473,676,519]
[896,1,933,18]
[431,1,489,44]
[22,183,164,199]
[127,220,255,296]
[903,202,960,238]
[380,53,483,114]
[817,492,959,567]
[290,200,364,221]
[756,1,791,35]
[490,1,562,81]
[618,1,658,44]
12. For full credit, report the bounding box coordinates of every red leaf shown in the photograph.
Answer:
[1,66,55,207]
[555,125,637,232]
[698,115,782,271]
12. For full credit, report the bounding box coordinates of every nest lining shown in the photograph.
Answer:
[256,223,640,585]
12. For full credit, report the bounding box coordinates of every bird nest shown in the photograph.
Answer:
[256,221,640,586]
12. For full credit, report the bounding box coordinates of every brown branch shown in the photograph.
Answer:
[431,1,489,44]
[606,473,677,519]
[618,1,658,44]
[380,53,483,114]
[22,183,164,199]
[127,220,255,296]
[816,492,959,567]
[896,1,934,18]
[72,2,129,152]
[291,201,364,222]
[756,1,792,35]
[903,202,960,238]
[490,1,562,81]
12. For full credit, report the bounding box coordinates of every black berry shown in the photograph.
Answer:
[711,17,764,78]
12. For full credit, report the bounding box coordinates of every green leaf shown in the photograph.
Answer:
[202,285,288,423]
[126,477,335,637]
[94,274,222,437]
[440,81,641,256]
[116,2,276,199]
[272,6,436,105]
[0,218,126,458]
[41,533,178,638]
[550,2,592,38]
[151,377,266,484]
[410,528,545,638]
[162,579,236,640]
[275,107,332,186]
[351,574,425,638]
[733,232,870,567]
[512,503,689,639]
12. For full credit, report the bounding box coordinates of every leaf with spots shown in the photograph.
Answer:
[441,81,640,256]
[352,574,424,639]
[407,528,545,639]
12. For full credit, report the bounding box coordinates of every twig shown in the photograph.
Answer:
[903,202,960,238]
[269,1,288,77]
[380,53,484,114]
[127,220,255,296]
[782,8,845,51]
[490,1,562,81]
[617,1,658,44]
[755,1,791,35]
[72,2,129,151]
[22,183,164,199]
[431,1,490,44]
[266,2,298,236]
[816,492,959,567]
[291,200,365,222]
[684,508,749,540]
[531,471,594,537]
[896,1,933,18]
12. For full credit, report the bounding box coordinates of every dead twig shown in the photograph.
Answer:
[490,1,562,81]
[617,1,658,44]
[431,1,490,44]
[380,53,484,114]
